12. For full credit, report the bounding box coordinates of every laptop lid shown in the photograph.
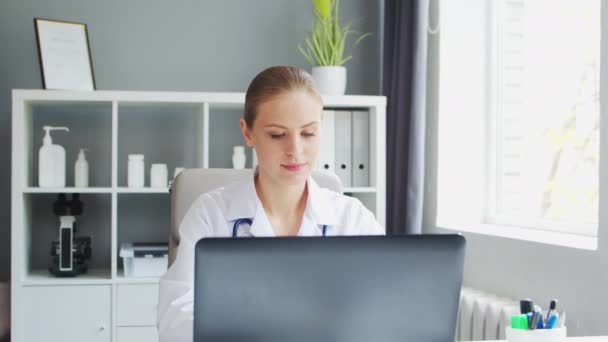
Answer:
[194,234,466,342]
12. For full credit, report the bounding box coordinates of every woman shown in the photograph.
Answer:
[157,66,384,342]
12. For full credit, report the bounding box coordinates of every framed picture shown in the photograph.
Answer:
[34,18,96,90]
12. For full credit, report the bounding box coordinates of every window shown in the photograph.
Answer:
[437,0,601,246]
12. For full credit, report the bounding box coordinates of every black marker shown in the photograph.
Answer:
[520,298,533,314]
[520,298,534,327]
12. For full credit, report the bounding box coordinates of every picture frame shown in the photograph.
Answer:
[34,18,96,90]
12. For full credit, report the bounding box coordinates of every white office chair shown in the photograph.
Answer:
[169,168,343,266]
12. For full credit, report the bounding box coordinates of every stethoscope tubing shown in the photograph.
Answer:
[232,218,327,237]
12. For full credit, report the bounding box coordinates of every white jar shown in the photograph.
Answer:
[150,163,168,188]
[127,154,145,188]
[232,145,246,169]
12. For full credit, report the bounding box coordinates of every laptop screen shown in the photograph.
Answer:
[194,234,465,342]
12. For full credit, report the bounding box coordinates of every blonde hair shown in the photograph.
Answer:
[244,66,322,128]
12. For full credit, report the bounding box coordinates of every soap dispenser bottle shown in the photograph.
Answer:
[39,126,69,187]
[74,148,89,187]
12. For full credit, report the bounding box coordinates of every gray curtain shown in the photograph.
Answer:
[383,0,428,235]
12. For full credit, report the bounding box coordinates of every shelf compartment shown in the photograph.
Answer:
[346,192,377,215]
[208,107,254,168]
[24,193,112,281]
[24,101,113,188]
[116,193,170,277]
[117,102,205,187]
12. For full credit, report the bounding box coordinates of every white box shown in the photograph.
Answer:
[119,243,168,277]
[506,327,567,342]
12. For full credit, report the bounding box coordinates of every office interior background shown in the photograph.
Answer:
[1,0,607,340]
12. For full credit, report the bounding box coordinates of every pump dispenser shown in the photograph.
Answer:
[39,126,69,187]
[74,148,89,187]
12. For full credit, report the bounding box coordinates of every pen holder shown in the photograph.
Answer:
[506,327,567,342]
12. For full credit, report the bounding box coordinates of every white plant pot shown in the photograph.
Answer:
[312,66,347,95]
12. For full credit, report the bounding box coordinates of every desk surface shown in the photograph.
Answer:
[486,337,608,342]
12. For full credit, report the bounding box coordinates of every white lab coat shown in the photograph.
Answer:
[157,173,384,342]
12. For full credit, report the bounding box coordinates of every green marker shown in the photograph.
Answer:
[511,314,529,330]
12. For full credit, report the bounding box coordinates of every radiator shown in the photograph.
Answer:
[457,287,520,341]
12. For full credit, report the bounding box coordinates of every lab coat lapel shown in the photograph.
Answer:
[298,177,340,236]
[224,170,274,237]
[248,204,275,237]
[297,215,322,236]
[224,175,257,222]
[306,176,339,228]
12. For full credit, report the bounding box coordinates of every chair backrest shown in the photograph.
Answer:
[169,168,343,266]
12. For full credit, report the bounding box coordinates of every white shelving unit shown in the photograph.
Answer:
[11,89,386,342]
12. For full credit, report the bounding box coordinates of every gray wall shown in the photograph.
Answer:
[424,1,608,337]
[0,0,383,281]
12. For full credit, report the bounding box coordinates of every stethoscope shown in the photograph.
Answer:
[232,218,328,237]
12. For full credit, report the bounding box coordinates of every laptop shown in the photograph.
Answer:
[194,234,466,342]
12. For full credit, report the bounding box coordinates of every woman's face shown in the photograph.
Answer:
[240,90,323,186]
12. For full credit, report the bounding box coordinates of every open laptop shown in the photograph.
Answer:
[194,234,466,342]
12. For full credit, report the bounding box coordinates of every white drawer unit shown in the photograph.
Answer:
[20,286,111,342]
[116,326,159,342]
[116,284,160,326]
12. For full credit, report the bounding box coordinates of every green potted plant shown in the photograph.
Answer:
[299,0,370,95]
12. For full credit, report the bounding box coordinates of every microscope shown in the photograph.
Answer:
[49,193,92,277]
